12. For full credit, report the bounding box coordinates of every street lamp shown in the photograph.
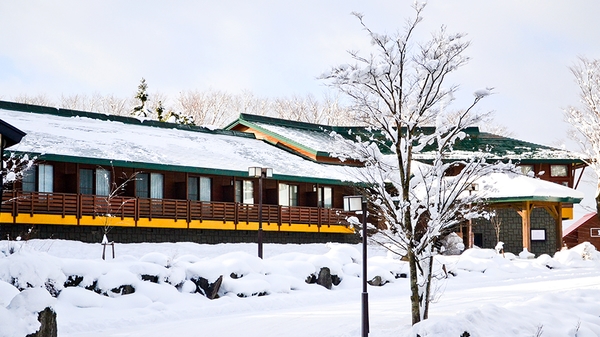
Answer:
[248,166,273,259]
[344,195,369,337]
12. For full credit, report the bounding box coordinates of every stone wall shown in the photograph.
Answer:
[0,223,360,245]
[473,207,558,256]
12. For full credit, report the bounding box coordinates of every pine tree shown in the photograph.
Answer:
[132,78,149,117]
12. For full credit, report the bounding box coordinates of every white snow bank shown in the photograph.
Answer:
[2,239,600,337]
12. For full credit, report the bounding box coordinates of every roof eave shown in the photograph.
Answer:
[485,196,583,204]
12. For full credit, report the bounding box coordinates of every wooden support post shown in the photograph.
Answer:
[517,201,533,252]
[556,203,563,251]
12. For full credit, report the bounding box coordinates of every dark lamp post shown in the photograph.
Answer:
[248,166,272,259]
[344,195,369,337]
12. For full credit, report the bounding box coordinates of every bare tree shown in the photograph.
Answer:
[322,4,505,324]
[565,56,600,213]
[12,94,54,107]
[93,167,138,254]
[176,89,237,127]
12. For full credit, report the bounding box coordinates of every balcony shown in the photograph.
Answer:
[0,191,355,234]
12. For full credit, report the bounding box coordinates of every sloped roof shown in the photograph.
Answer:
[225,113,583,165]
[0,101,583,204]
[0,101,363,185]
[475,172,584,204]
[563,212,597,237]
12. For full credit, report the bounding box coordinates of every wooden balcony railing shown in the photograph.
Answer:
[0,190,353,228]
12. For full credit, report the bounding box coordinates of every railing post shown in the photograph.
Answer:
[187,199,191,225]
[12,190,18,218]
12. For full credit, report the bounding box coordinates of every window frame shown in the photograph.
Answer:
[550,164,568,177]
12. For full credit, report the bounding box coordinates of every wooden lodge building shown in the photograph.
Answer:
[226,113,586,256]
[0,101,364,244]
[0,101,587,256]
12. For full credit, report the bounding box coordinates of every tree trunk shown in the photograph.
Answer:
[408,248,421,325]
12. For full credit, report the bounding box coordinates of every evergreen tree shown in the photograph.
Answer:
[132,78,149,117]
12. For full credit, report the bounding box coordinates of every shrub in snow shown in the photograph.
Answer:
[519,248,535,259]
[0,280,19,307]
[2,288,56,337]
[535,254,563,270]
[461,248,498,259]
[439,233,465,256]
[128,261,168,284]
[554,242,600,267]
[221,274,269,298]
[367,265,396,285]
[0,251,66,296]
[139,252,172,267]
[58,287,106,308]
[570,242,600,260]
[190,275,223,299]
[95,269,138,297]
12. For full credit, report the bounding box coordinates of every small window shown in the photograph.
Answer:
[22,164,53,193]
[96,168,111,196]
[150,173,163,199]
[22,167,36,192]
[520,165,534,176]
[188,176,211,201]
[531,229,546,241]
[550,165,568,177]
[80,169,94,195]
[235,180,254,204]
[80,168,111,196]
[279,183,298,206]
[38,164,53,193]
[136,172,164,199]
[318,186,333,208]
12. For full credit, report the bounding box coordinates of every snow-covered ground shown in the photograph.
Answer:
[2,239,600,337]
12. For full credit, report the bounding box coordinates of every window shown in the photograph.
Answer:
[188,176,211,201]
[80,168,111,196]
[235,180,254,204]
[96,168,111,196]
[38,164,53,193]
[520,165,534,176]
[279,183,298,206]
[22,164,53,193]
[550,165,568,177]
[317,186,333,208]
[22,167,36,192]
[80,169,94,194]
[136,173,163,199]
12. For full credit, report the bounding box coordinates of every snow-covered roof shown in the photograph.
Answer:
[476,172,584,204]
[563,212,597,236]
[0,105,362,184]
[0,102,583,203]
[226,113,583,165]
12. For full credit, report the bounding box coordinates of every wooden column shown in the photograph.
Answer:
[556,203,563,251]
[517,201,533,252]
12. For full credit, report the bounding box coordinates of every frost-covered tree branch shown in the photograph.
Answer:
[564,56,600,212]
[322,3,506,325]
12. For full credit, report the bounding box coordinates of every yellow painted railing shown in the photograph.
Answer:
[0,190,355,234]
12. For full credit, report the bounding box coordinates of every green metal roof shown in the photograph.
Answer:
[225,113,583,165]
[486,196,583,204]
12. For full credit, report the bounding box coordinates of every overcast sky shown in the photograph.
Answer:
[2,1,600,149]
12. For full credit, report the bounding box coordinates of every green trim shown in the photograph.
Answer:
[228,119,321,156]
[485,196,582,204]
[226,113,584,164]
[12,151,353,186]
